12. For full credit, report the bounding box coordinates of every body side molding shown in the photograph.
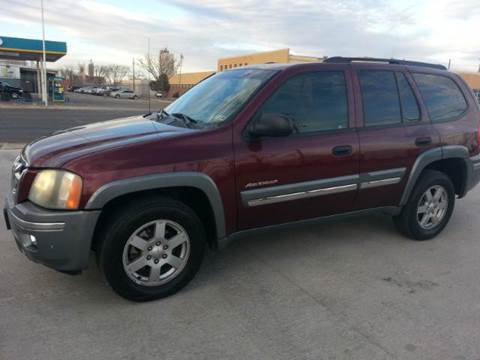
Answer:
[242,168,408,207]
[85,172,226,238]
[241,174,359,207]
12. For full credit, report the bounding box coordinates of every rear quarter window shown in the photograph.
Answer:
[413,73,468,122]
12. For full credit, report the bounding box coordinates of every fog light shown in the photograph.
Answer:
[22,234,37,249]
[29,235,37,246]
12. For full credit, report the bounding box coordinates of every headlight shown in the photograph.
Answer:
[28,170,83,210]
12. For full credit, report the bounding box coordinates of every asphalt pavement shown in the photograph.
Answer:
[0,93,170,143]
[1,147,480,360]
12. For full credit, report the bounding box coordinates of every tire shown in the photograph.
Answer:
[132,95,137,100]
[115,94,120,99]
[394,169,455,241]
[97,196,206,301]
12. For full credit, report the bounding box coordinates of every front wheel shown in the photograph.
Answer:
[394,170,455,240]
[98,197,205,301]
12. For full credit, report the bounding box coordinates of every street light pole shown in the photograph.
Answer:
[147,37,151,113]
[40,0,48,107]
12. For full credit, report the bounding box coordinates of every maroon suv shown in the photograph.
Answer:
[4,57,480,301]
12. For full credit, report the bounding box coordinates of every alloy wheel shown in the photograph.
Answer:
[416,185,449,230]
[122,219,190,286]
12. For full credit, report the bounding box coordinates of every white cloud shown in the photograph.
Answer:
[0,0,478,72]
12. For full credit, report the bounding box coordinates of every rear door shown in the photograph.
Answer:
[352,65,440,210]
[234,66,360,230]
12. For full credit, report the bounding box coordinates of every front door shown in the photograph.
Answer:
[234,66,360,230]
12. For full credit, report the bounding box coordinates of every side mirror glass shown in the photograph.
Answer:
[249,113,293,139]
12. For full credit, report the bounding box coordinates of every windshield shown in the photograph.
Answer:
[163,69,276,125]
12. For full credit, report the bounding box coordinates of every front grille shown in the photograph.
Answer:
[11,154,28,202]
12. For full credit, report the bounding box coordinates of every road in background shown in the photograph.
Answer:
[0,93,171,143]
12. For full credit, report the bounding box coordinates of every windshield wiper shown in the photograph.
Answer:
[171,112,199,128]
[156,109,170,121]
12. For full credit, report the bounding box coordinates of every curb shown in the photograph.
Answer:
[0,143,25,150]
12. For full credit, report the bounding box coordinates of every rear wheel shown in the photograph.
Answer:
[115,94,120,99]
[98,197,205,301]
[394,170,455,240]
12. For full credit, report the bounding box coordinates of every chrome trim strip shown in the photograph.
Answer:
[248,183,358,207]
[242,174,359,206]
[7,210,65,232]
[361,167,406,182]
[360,177,402,189]
[474,162,480,171]
[242,167,407,207]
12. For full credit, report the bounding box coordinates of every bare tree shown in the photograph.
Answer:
[59,65,75,84]
[138,48,181,80]
[93,65,107,78]
[104,64,130,85]
[77,63,86,76]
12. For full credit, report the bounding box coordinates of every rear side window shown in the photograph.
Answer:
[413,73,467,122]
[358,71,401,126]
[396,73,420,122]
[260,71,348,133]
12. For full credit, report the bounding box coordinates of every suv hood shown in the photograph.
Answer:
[24,115,192,168]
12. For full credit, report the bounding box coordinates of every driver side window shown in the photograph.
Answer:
[260,71,349,133]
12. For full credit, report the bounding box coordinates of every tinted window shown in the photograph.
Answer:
[413,73,467,122]
[359,70,401,126]
[396,73,420,121]
[260,71,348,133]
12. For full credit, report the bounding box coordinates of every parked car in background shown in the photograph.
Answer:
[4,58,480,301]
[84,86,97,94]
[91,87,102,95]
[0,80,24,100]
[94,87,108,96]
[103,87,120,97]
[75,86,93,94]
[155,92,163,98]
[67,86,81,92]
[110,89,138,99]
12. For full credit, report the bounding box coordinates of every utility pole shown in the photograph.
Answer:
[132,57,135,92]
[147,38,151,113]
[40,0,48,107]
[178,53,183,95]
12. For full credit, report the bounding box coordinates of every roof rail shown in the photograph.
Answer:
[324,56,447,71]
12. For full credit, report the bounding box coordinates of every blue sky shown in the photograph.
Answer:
[0,0,479,72]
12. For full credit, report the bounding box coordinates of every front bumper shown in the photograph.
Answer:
[4,193,100,272]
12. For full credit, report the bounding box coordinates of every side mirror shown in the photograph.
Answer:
[248,113,293,139]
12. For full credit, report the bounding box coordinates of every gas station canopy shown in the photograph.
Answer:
[0,36,67,62]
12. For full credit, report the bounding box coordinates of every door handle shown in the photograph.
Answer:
[415,137,432,147]
[332,145,353,156]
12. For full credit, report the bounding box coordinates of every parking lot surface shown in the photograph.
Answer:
[0,93,170,143]
[1,148,480,360]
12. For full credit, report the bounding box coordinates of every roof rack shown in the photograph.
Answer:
[324,56,447,71]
